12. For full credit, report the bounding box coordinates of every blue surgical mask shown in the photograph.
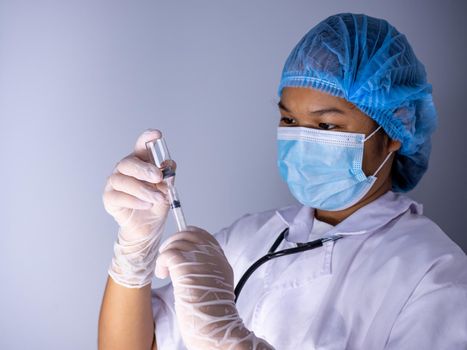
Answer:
[277,125,393,211]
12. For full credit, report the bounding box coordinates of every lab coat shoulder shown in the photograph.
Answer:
[376,211,467,349]
[322,206,467,349]
[396,208,464,253]
[379,209,467,279]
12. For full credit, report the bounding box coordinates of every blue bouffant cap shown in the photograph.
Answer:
[278,13,438,192]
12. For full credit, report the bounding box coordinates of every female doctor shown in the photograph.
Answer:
[98,13,467,350]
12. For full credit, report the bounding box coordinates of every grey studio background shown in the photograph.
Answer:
[1,0,466,349]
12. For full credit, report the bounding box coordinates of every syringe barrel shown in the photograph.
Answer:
[167,183,187,231]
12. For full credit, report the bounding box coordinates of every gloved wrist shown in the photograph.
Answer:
[227,330,275,350]
[173,282,275,349]
[108,227,164,288]
[217,318,275,350]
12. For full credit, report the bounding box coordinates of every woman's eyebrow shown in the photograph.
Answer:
[277,101,346,116]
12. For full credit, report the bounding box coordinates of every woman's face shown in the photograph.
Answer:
[277,86,401,197]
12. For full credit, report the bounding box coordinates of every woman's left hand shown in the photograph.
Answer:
[155,225,274,350]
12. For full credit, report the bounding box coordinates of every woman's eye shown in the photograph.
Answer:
[318,122,336,130]
[280,117,296,125]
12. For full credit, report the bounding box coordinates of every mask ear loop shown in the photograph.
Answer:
[363,125,382,142]
[372,151,394,177]
[363,125,394,177]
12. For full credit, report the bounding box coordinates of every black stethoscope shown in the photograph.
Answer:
[234,227,343,303]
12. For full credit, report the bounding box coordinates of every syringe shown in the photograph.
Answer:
[145,136,187,232]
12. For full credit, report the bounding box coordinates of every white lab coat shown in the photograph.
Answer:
[151,191,467,349]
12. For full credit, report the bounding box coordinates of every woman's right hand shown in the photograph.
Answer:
[104,129,175,287]
[102,129,171,243]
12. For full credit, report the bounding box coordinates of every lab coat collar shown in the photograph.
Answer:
[275,191,423,243]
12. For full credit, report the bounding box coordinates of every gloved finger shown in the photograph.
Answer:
[133,128,162,162]
[155,248,190,279]
[116,155,162,183]
[158,242,221,268]
[108,172,165,204]
[155,247,215,280]
[155,247,231,292]
[157,239,197,254]
[103,189,153,211]
[158,240,220,264]
[158,226,219,253]
[151,180,169,196]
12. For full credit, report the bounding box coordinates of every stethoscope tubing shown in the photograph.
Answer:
[234,227,343,303]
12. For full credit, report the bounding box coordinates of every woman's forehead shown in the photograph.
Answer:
[280,87,354,110]
[279,87,376,126]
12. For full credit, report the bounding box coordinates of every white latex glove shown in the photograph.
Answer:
[103,129,172,288]
[155,226,275,350]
